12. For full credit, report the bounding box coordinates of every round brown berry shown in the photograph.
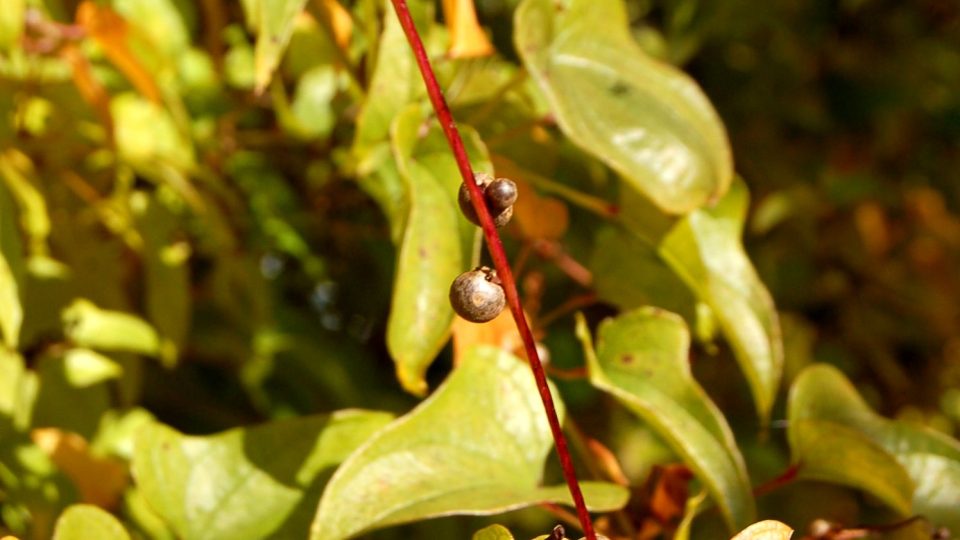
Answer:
[449,266,506,323]
[486,178,518,211]
[457,173,514,228]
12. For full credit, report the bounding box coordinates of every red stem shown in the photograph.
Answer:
[387,2,597,538]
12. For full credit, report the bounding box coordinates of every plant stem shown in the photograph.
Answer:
[387,2,597,538]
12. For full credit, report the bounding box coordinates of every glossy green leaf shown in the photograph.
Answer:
[789,364,960,530]
[62,299,167,360]
[789,419,913,515]
[472,524,515,540]
[385,105,488,395]
[253,0,309,93]
[132,410,394,540]
[515,0,732,214]
[53,504,131,540]
[310,346,629,540]
[577,308,754,531]
[659,179,782,423]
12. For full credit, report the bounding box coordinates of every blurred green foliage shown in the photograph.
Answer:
[1,0,959,539]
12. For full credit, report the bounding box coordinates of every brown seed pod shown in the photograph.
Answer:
[449,266,506,323]
[457,172,514,227]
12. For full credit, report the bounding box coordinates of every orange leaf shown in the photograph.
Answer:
[31,428,128,510]
[451,309,523,366]
[313,0,352,49]
[61,44,113,137]
[75,2,161,103]
[512,177,569,241]
[648,464,693,524]
[441,0,493,58]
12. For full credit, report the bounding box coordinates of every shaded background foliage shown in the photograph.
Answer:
[1,0,959,538]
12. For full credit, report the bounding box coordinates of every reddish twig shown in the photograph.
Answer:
[387,2,597,538]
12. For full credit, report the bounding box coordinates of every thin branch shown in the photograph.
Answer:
[387,2,597,538]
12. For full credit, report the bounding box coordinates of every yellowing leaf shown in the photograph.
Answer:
[511,177,569,241]
[442,0,494,58]
[76,2,161,103]
[313,0,353,48]
[31,429,128,509]
[472,524,515,540]
[730,520,793,540]
[0,0,25,51]
[451,309,523,365]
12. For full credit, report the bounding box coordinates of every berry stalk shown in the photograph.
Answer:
[387,1,597,538]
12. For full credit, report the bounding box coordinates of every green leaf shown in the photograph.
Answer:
[472,524,515,540]
[310,346,629,540]
[132,410,394,540]
[352,0,431,161]
[590,226,694,320]
[659,179,782,423]
[789,364,960,530]
[385,105,488,395]
[788,419,913,515]
[53,504,131,540]
[515,0,732,214]
[577,308,754,531]
[62,349,123,388]
[0,179,21,349]
[112,94,194,172]
[253,0,309,93]
[290,65,338,138]
[62,299,168,361]
[113,0,191,57]
[730,520,793,540]
[0,0,24,51]
[0,149,51,257]
[132,192,191,365]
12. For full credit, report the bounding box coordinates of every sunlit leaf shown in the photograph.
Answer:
[53,505,131,540]
[31,429,128,509]
[789,364,960,530]
[253,0,309,93]
[0,0,24,51]
[0,245,20,349]
[515,0,732,214]
[62,299,165,360]
[133,410,394,540]
[386,104,488,395]
[442,0,494,58]
[472,524,515,540]
[310,346,629,540]
[290,65,338,138]
[111,94,194,171]
[730,520,792,540]
[62,349,123,388]
[113,0,191,57]
[659,179,782,423]
[577,309,754,531]
[0,149,51,257]
[314,0,353,49]
[352,0,430,161]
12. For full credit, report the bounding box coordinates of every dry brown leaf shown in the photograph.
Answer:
[75,2,161,103]
[31,428,128,509]
[442,0,493,58]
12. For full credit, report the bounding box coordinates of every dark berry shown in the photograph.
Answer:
[449,266,506,323]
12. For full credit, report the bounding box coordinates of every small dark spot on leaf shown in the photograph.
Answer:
[620,354,634,364]
[418,247,428,259]
[609,80,630,96]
